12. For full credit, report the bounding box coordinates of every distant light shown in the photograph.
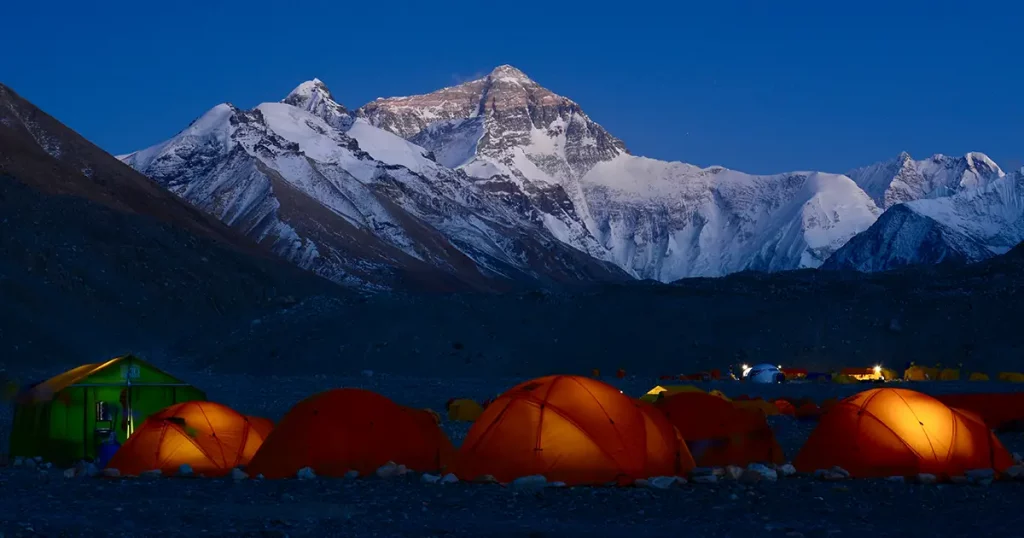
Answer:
[741,364,750,371]
[777,365,783,369]
[873,365,882,374]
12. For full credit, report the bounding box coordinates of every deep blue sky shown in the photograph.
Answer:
[3,0,1020,174]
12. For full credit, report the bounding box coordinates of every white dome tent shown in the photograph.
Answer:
[742,363,785,384]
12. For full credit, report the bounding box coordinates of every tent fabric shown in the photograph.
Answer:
[107,401,267,477]
[794,402,822,421]
[636,400,697,477]
[8,355,205,465]
[640,384,703,403]
[733,399,780,417]
[447,398,484,422]
[998,372,1024,383]
[246,416,275,439]
[904,366,928,381]
[454,376,680,485]
[933,393,1024,432]
[773,399,796,416]
[247,389,454,479]
[939,369,961,381]
[793,388,1014,478]
[655,392,784,467]
[969,372,990,382]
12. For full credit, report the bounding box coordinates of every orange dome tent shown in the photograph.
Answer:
[246,415,275,439]
[656,392,784,467]
[934,393,1024,432]
[794,402,822,421]
[773,399,796,416]
[636,400,697,477]
[247,389,454,479]
[454,376,682,485]
[794,388,1014,478]
[107,401,268,477]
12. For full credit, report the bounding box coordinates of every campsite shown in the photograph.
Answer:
[2,357,1023,537]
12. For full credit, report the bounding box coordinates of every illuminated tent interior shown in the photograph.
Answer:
[107,401,268,476]
[794,388,1014,478]
[455,376,691,485]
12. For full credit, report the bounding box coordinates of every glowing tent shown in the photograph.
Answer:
[107,401,267,476]
[455,376,690,485]
[794,388,1014,478]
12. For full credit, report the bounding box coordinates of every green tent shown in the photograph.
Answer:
[9,355,206,465]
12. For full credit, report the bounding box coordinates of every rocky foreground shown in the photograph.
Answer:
[2,451,1024,538]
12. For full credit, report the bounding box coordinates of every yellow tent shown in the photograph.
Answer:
[832,374,858,384]
[904,366,928,381]
[446,398,484,422]
[968,372,990,381]
[998,372,1024,383]
[938,368,961,381]
[708,389,731,401]
[733,399,778,416]
[880,368,900,381]
[640,384,704,403]
[921,367,940,380]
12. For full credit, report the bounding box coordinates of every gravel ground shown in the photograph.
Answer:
[2,375,1023,537]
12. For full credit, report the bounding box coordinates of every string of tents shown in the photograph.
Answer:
[6,355,1024,485]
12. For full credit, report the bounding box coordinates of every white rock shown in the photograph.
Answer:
[746,463,778,481]
[256,474,265,480]
[633,479,650,488]
[376,462,403,478]
[230,468,249,481]
[102,468,120,478]
[1004,465,1024,480]
[12,456,25,467]
[63,468,77,479]
[778,464,797,477]
[510,475,547,489]
[33,456,43,463]
[140,469,163,479]
[647,476,679,489]
[885,476,905,483]
[916,473,938,484]
[1013,452,1022,464]
[692,474,719,484]
[344,470,359,479]
[23,458,37,469]
[296,467,316,480]
[77,462,99,478]
[41,462,52,469]
[177,464,194,477]
[441,473,459,484]
[421,473,441,484]
[724,465,744,480]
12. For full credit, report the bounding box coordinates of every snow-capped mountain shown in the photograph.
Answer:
[824,168,1024,271]
[118,66,1015,287]
[847,151,1004,210]
[119,79,628,291]
[356,65,881,280]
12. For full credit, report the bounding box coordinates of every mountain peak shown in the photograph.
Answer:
[282,78,351,130]
[488,64,532,83]
[285,78,333,102]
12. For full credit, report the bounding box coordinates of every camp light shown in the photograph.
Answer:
[741,364,752,377]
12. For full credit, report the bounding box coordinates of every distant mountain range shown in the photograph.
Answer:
[104,65,1024,289]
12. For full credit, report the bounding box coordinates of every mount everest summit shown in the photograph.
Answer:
[119,65,1022,289]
